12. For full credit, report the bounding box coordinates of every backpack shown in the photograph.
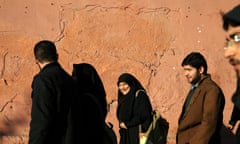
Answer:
[136,90,169,144]
[145,110,169,144]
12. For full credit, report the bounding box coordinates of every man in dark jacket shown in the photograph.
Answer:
[28,40,74,144]
[222,5,240,144]
[177,52,225,144]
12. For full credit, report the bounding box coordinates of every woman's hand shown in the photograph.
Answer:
[232,120,240,135]
[120,122,127,129]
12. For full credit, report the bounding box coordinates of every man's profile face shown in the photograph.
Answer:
[182,65,202,85]
[224,25,240,71]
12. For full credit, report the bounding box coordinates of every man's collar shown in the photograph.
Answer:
[191,83,198,89]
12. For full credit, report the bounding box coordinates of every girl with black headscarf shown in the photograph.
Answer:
[116,73,153,144]
[67,63,108,144]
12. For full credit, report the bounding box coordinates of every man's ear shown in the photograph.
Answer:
[35,58,39,64]
[199,66,204,74]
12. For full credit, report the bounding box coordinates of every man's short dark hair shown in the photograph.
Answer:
[222,5,240,31]
[34,40,58,63]
[181,52,208,75]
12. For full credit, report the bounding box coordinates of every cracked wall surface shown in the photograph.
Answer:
[0,0,240,144]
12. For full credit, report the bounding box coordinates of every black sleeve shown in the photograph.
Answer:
[229,105,240,126]
[29,75,55,144]
[125,91,152,128]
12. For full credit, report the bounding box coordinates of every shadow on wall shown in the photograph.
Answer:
[0,116,29,143]
[221,124,236,144]
[0,117,235,144]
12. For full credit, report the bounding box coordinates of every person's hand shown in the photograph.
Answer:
[139,132,145,138]
[120,122,127,129]
[227,124,233,130]
[232,120,240,135]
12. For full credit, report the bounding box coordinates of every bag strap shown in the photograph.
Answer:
[139,110,160,134]
[135,89,145,97]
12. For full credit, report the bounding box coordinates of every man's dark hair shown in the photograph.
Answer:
[222,5,240,31]
[34,40,58,63]
[181,52,208,75]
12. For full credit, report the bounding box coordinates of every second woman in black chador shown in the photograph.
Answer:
[116,73,153,144]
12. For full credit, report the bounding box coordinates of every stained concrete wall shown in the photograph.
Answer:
[0,0,240,143]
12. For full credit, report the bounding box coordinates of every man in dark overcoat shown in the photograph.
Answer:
[28,40,74,144]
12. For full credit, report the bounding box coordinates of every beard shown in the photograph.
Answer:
[191,73,201,85]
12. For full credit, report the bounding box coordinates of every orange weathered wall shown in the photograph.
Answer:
[0,0,239,143]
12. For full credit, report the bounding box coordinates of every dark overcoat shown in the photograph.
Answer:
[29,62,74,144]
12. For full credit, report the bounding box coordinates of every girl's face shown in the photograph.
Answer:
[118,82,131,95]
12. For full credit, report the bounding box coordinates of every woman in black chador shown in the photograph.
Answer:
[116,73,153,144]
[68,63,108,144]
